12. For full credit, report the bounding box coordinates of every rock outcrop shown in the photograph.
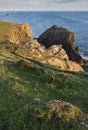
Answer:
[0,21,84,72]
[0,21,32,44]
[16,39,46,60]
[38,25,82,63]
[15,41,83,72]
[47,45,68,60]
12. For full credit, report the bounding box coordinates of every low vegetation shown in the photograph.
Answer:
[0,43,88,130]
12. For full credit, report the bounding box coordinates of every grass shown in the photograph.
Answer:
[0,43,88,130]
[0,21,32,43]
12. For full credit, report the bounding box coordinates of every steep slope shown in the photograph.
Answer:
[0,21,88,130]
[0,43,88,130]
[15,39,83,72]
[0,21,84,72]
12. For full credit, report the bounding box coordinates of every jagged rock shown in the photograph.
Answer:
[0,22,83,72]
[25,39,46,52]
[45,58,83,72]
[47,45,68,60]
[16,39,46,59]
[0,21,32,44]
[67,60,84,72]
[46,58,67,70]
[16,41,83,72]
[38,25,82,63]
[45,44,83,72]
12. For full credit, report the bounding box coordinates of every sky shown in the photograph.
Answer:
[0,0,88,11]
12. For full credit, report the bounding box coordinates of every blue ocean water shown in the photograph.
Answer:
[0,11,88,59]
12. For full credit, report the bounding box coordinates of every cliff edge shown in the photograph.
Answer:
[0,21,86,72]
[0,21,32,44]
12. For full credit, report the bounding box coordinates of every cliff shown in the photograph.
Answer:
[0,21,32,44]
[0,42,88,130]
[38,25,83,63]
[0,21,84,72]
[15,39,83,72]
[0,21,88,130]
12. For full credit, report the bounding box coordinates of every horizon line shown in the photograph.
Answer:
[0,10,88,12]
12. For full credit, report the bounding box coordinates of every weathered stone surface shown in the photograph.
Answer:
[16,39,46,60]
[38,25,82,63]
[15,40,83,72]
[38,25,74,47]
[0,21,32,44]
[47,45,68,60]
[0,22,84,72]
[44,58,83,72]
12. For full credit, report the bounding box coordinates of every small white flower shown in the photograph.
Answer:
[33,98,41,102]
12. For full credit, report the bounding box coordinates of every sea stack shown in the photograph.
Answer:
[38,25,82,63]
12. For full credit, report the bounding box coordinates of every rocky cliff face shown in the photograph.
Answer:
[15,40,83,72]
[38,25,82,63]
[0,21,84,72]
[0,21,32,44]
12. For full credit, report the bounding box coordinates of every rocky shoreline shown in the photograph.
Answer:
[0,21,88,72]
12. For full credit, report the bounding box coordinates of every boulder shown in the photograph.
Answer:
[38,25,82,63]
[0,21,32,44]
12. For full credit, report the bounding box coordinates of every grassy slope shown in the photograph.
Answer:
[0,43,88,130]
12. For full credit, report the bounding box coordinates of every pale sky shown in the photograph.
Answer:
[0,0,88,11]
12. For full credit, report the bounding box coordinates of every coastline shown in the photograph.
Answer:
[0,11,88,60]
[0,19,88,130]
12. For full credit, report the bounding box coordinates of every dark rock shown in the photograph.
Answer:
[38,25,82,63]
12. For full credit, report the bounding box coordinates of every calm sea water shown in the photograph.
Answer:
[0,11,88,59]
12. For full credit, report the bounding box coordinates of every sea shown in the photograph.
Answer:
[0,11,88,59]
